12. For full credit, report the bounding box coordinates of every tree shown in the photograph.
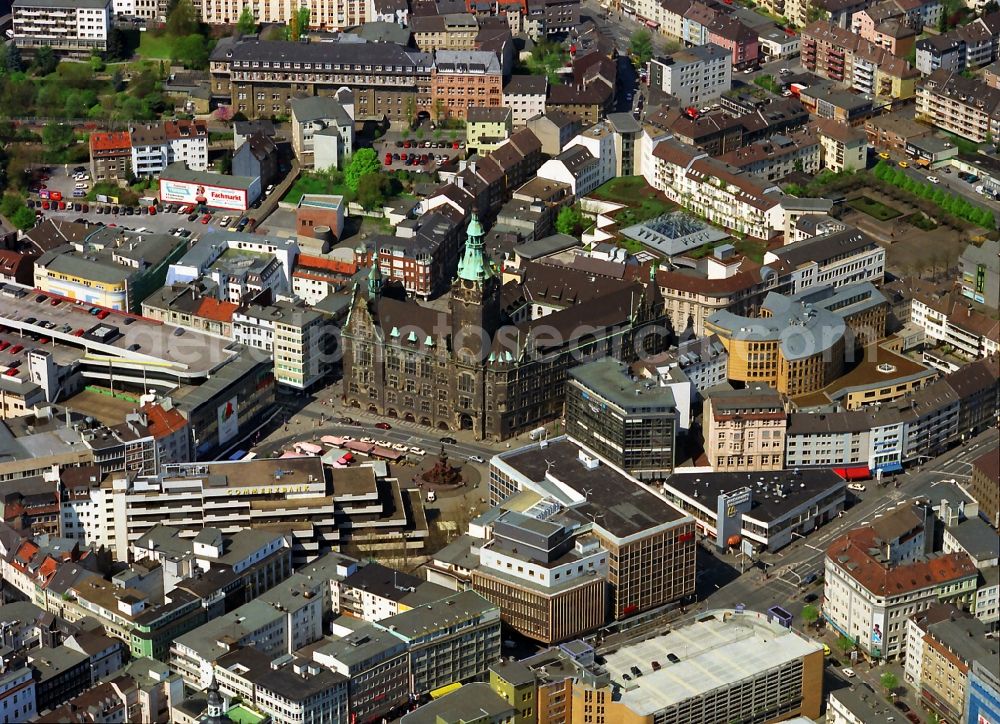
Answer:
[32,46,57,76]
[42,123,74,151]
[106,27,128,61]
[629,29,654,66]
[10,205,35,230]
[880,671,899,694]
[236,6,257,34]
[296,7,310,37]
[5,44,22,74]
[172,34,211,69]
[356,172,393,210]
[837,635,855,654]
[801,604,820,628]
[166,0,199,37]
[344,148,382,192]
[555,204,584,236]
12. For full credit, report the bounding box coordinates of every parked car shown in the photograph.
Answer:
[439,436,457,444]
[374,422,392,430]
[848,483,866,493]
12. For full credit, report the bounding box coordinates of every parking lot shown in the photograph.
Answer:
[26,166,264,237]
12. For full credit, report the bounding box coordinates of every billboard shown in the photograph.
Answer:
[715,486,752,550]
[160,177,250,211]
[217,395,240,445]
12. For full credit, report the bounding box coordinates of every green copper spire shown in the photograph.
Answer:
[367,251,382,300]
[456,213,495,283]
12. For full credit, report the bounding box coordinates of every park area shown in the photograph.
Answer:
[847,196,902,221]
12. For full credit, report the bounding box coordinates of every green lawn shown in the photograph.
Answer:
[137,33,175,59]
[735,239,767,263]
[283,174,350,205]
[592,176,676,226]
[847,195,902,221]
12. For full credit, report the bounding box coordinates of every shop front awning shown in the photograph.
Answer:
[833,466,871,481]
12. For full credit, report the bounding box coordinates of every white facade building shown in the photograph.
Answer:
[536,146,602,198]
[12,0,111,53]
[0,668,36,724]
[647,44,732,108]
[764,228,887,295]
[823,505,979,661]
[646,138,784,239]
[566,122,617,193]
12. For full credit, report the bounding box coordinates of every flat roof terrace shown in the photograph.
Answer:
[495,438,686,543]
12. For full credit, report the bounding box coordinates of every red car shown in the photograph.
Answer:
[0,341,9,352]
[375,422,392,430]
[4,369,16,377]
[96,310,110,319]
[72,329,85,337]
[41,201,49,210]
[201,214,211,224]
[148,206,156,215]
[38,337,49,344]
[9,345,23,354]
[50,191,62,202]
[385,153,392,165]
[50,298,61,306]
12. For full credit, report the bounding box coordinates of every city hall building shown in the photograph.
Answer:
[340,215,669,441]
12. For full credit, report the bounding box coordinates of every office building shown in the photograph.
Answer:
[64,458,428,564]
[233,301,330,390]
[703,385,787,472]
[764,228,886,295]
[490,437,697,620]
[470,509,608,644]
[210,38,433,122]
[566,357,677,480]
[32,228,188,313]
[431,50,503,121]
[706,283,889,397]
[662,469,846,553]
[966,658,1000,724]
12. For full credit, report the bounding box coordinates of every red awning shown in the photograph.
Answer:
[645,19,659,27]
[834,467,871,481]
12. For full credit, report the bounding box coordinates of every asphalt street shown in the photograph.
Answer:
[605,427,998,647]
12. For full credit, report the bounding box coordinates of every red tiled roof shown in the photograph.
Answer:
[142,403,188,438]
[163,119,208,140]
[827,527,978,596]
[193,297,239,323]
[296,254,358,276]
[89,131,131,152]
[0,251,28,276]
[15,540,39,564]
